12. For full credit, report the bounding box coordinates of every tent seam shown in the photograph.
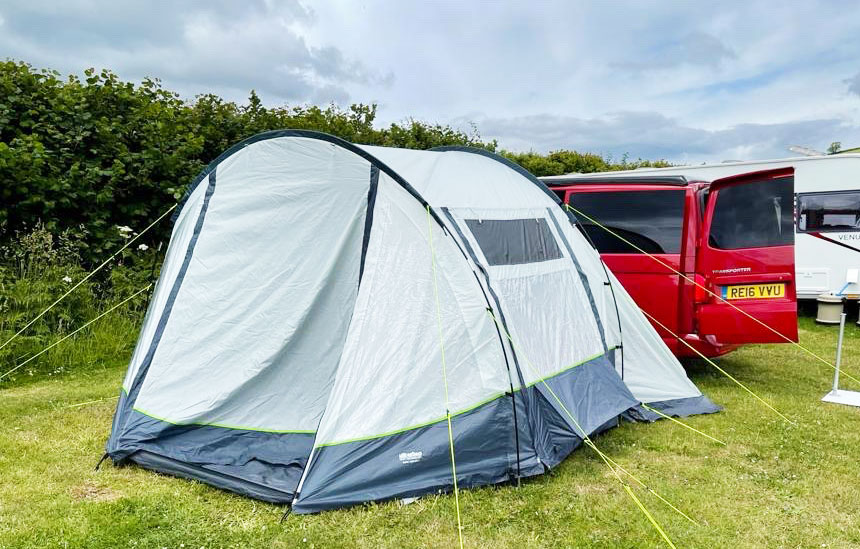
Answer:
[129,406,317,434]
[546,208,609,352]
[313,347,616,448]
[116,170,217,436]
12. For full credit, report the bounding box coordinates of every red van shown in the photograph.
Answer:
[541,169,798,358]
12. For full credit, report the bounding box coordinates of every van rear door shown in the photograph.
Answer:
[696,168,797,344]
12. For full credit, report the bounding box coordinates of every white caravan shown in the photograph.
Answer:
[545,154,860,300]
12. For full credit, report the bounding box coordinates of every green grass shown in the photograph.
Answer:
[2,316,860,548]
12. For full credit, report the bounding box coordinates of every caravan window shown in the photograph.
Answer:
[466,218,563,265]
[568,190,685,254]
[797,190,860,233]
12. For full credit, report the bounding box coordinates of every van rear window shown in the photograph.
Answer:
[568,190,685,254]
[709,177,794,249]
[797,190,860,233]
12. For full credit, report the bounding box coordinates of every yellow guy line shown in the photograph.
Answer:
[487,310,685,548]
[598,453,698,526]
[640,308,796,426]
[58,395,120,409]
[0,284,152,382]
[0,204,176,353]
[640,404,727,446]
[426,206,465,549]
[564,203,860,387]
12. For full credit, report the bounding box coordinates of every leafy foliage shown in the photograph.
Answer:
[503,150,671,177]
[0,224,153,380]
[0,60,668,265]
[0,60,672,378]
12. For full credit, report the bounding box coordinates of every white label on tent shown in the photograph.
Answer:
[398,451,423,464]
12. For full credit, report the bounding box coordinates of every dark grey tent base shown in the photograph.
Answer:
[101,130,721,515]
[294,396,538,514]
[623,395,721,422]
[128,450,295,503]
[294,352,638,514]
[107,401,315,500]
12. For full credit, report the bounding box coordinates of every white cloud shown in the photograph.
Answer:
[467,111,860,164]
[0,0,391,105]
[2,0,860,161]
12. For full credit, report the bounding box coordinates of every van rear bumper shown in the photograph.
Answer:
[663,333,740,359]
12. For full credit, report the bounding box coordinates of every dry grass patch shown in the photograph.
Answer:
[69,483,123,503]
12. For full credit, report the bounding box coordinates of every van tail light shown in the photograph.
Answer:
[693,274,708,303]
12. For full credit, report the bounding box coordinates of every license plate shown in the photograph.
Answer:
[722,283,785,300]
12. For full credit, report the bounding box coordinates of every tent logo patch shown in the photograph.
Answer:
[398,451,423,464]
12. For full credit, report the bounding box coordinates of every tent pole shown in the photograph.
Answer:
[563,206,625,377]
[832,313,846,392]
[439,208,523,486]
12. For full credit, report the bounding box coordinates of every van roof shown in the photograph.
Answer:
[541,153,860,181]
[541,175,689,187]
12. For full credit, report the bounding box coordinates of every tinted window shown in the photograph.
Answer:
[568,190,685,254]
[797,190,860,233]
[709,176,794,249]
[466,218,562,266]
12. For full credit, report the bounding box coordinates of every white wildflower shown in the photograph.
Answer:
[117,225,133,233]
[62,276,73,283]
[137,243,149,251]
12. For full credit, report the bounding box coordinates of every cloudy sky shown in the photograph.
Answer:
[3,0,860,163]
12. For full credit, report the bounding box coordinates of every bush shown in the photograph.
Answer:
[0,60,669,267]
[0,225,149,383]
[0,60,671,385]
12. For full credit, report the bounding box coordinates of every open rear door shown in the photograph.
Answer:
[696,168,798,344]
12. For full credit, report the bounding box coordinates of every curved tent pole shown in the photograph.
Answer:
[175,129,450,229]
[439,207,526,483]
[563,204,626,377]
[113,131,581,517]
[546,207,609,353]
[428,145,563,205]
[241,132,531,507]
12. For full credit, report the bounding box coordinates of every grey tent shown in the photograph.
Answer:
[106,130,717,513]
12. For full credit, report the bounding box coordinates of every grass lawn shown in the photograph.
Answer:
[1,316,859,548]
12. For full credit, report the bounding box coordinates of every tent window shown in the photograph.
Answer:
[797,190,860,233]
[465,218,563,265]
